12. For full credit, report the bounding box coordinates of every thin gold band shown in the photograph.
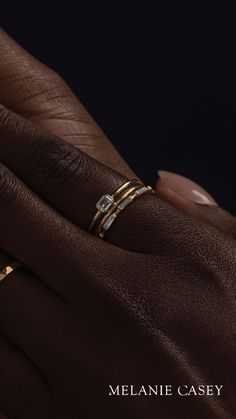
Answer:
[0,261,22,283]
[98,186,154,238]
[88,179,142,233]
[95,184,143,236]
[109,179,141,198]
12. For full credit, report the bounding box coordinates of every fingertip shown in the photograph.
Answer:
[155,170,220,223]
[156,170,218,206]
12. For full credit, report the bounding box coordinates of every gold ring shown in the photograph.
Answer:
[98,186,154,238]
[95,183,144,236]
[0,261,22,283]
[88,179,154,239]
[88,179,142,233]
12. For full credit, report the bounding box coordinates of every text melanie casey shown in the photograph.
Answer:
[108,384,223,397]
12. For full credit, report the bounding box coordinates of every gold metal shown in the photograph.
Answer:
[88,179,142,233]
[0,261,22,283]
[95,184,143,236]
[98,186,154,239]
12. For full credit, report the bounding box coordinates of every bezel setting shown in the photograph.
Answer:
[96,194,114,213]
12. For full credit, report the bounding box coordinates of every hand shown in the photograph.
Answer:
[156,170,236,238]
[0,27,134,178]
[0,106,235,419]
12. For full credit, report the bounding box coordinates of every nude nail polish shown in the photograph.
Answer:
[158,171,218,206]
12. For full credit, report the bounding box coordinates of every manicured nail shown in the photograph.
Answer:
[158,171,218,206]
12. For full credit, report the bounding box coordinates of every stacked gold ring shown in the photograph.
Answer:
[88,179,154,239]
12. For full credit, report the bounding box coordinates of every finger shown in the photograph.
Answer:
[156,170,236,239]
[0,106,160,252]
[0,162,126,299]
[0,27,134,178]
[0,250,68,373]
[0,333,52,419]
[0,161,150,377]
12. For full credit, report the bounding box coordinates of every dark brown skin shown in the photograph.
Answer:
[0,29,235,419]
[0,28,134,179]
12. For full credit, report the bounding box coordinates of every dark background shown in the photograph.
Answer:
[1,2,236,213]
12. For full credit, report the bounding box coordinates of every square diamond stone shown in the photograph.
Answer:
[96,194,114,213]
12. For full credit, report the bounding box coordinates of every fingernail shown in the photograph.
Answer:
[157,171,218,206]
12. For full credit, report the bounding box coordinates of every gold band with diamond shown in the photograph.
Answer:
[97,185,154,238]
[0,261,22,284]
[95,183,146,236]
[88,179,142,233]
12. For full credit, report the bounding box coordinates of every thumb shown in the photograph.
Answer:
[156,170,236,239]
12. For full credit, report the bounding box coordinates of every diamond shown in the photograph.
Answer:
[103,214,117,230]
[118,196,133,210]
[135,186,148,195]
[96,195,114,213]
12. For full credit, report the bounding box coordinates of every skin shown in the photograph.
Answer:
[0,28,134,179]
[0,28,235,418]
[156,176,236,239]
[1,27,235,233]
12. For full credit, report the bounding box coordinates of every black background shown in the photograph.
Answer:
[1,2,236,213]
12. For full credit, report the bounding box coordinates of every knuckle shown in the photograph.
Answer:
[42,66,64,85]
[22,134,90,194]
[17,66,69,110]
[40,66,68,95]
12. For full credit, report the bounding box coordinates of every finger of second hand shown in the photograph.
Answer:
[0,251,67,376]
[0,325,53,418]
[0,163,121,300]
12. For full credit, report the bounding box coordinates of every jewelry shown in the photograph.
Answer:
[0,261,22,283]
[88,179,142,233]
[98,185,154,238]
[95,184,146,236]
